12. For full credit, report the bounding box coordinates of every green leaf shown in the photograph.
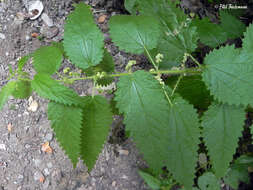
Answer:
[12,80,32,99]
[138,0,187,32]
[63,3,104,70]
[138,170,161,190]
[166,75,213,109]
[198,172,220,190]
[166,96,200,189]
[115,71,200,188]
[220,10,246,39]
[202,103,245,178]
[202,45,253,106]
[31,74,84,106]
[138,0,198,68]
[115,70,170,172]
[0,81,16,110]
[48,102,82,166]
[109,15,161,54]
[81,95,112,171]
[33,46,63,75]
[51,41,68,58]
[192,17,227,48]
[84,49,115,86]
[18,55,30,72]
[124,0,139,14]
[242,23,253,54]
[224,155,252,189]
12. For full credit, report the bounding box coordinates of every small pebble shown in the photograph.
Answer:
[0,144,6,150]
[43,168,50,176]
[41,13,54,27]
[112,181,116,187]
[118,149,129,156]
[34,171,44,181]
[45,133,53,141]
[0,33,6,39]
[47,162,53,168]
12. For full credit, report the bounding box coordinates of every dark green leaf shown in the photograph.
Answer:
[192,17,227,48]
[0,81,16,110]
[12,80,32,99]
[81,95,112,171]
[31,74,84,106]
[109,15,161,54]
[202,103,245,178]
[138,170,161,190]
[63,3,104,69]
[33,46,63,75]
[202,45,253,106]
[48,102,83,166]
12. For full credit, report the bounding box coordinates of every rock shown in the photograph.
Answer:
[43,168,50,176]
[40,26,59,39]
[34,159,42,167]
[34,171,44,181]
[28,100,38,112]
[0,33,6,40]
[41,13,54,27]
[112,181,116,187]
[118,149,129,156]
[27,0,44,20]
[0,144,6,150]
[44,133,53,142]
[98,14,107,23]
[47,162,53,169]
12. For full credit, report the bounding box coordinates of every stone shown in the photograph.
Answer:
[0,144,6,150]
[40,26,59,39]
[44,133,53,142]
[41,13,54,27]
[0,33,6,39]
[34,171,44,181]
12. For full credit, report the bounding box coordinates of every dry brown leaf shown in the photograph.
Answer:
[7,123,12,132]
[39,176,45,183]
[41,141,53,153]
[98,14,107,23]
[31,32,39,38]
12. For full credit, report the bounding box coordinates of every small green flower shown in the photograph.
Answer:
[155,53,164,64]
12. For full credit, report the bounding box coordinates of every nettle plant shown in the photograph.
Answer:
[1,0,253,189]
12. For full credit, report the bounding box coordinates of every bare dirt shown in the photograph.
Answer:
[0,0,148,189]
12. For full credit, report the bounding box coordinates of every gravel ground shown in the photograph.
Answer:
[0,0,148,189]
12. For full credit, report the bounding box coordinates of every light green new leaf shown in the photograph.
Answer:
[198,172,220,190]
[33,46,63,75]
[18,55,30,72]
[64,3,104,69]
[242,23,253,54]
[12,81,32,99]
[138,170,161,190]
[167,96,200,189]
[109,15,161,54]
[220,10,246,39]
[48,102,82,166]
[202,45,253,106]
[202,103,245,178]
[115,70,170,172]
[81,95,112,171]
[192,17,227,48]
[0,81,16,110]
[31,74,84,106]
